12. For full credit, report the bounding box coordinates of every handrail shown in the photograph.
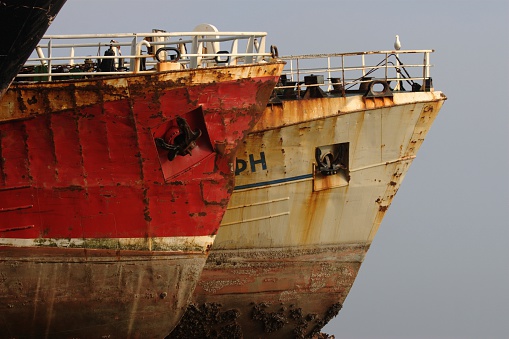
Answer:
[273,50,435,97]
[41,32,270,39]
[279,50,434,59]
[15,25,275,81]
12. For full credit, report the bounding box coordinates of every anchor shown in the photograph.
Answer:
[315,147,347,176]
[155,116,202,161]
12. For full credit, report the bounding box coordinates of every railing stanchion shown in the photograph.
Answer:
[47,39,52,81]
[341,55,345,97]
[362,54,365,77]
[385,53,389,81]
[422,52,427,91]
[327,56,332,91]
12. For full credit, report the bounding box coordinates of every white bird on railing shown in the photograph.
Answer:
[394,35,401,50]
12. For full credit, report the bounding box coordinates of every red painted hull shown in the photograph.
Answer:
[0,62,284,337]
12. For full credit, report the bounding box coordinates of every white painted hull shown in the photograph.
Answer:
[171,90,446,338]
[222,92,445,248]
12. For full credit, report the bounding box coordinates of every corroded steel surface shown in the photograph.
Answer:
[172,91,446,338]
[0,61,284,337]
[170,244,365,338]
[0,63,284,243]
[1,246,203,338]
[0,0,67,99]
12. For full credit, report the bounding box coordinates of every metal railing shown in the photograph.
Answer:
[16,24,276,81]
[274,50,434,98]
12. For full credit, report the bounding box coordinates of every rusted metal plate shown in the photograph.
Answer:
[219,93,445,248]
[172,91,446,337]
[0,61,285,336]
[170,244,366,338]
[0,62,284,243]
[0,246,204,338]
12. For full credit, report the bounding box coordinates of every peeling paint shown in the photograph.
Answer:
[0,60,284,337]
[172,91,446,337]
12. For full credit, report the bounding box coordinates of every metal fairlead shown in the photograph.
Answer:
[364,80,393,98]
[155,47,181,62]
[155,117,202,161]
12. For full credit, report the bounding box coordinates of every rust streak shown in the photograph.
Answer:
[0,204,33,212]
[0,185,31,192]
[0,225,35,232]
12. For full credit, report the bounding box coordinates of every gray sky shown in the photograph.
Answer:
[47,1,509,338]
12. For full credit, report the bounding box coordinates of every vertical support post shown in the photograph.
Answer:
[422,52,428,91]
[70,47,75,66]
[395,52,400,91]
[296,58,301,98]
[341,54,345,97]
[362,54,366,77]
[327,56,332,91]
[230,39,238,65]
[245,36,254,64]
[385,53,388,80]
[257,36,266,62]
[130,37,137,72]
[47,39,52,81]
[289,60,294,81]
[190,36,199,68]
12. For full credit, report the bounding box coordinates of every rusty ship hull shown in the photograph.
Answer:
[0,36,284,337]
[171,52,446,338]
[0,0,67,99]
